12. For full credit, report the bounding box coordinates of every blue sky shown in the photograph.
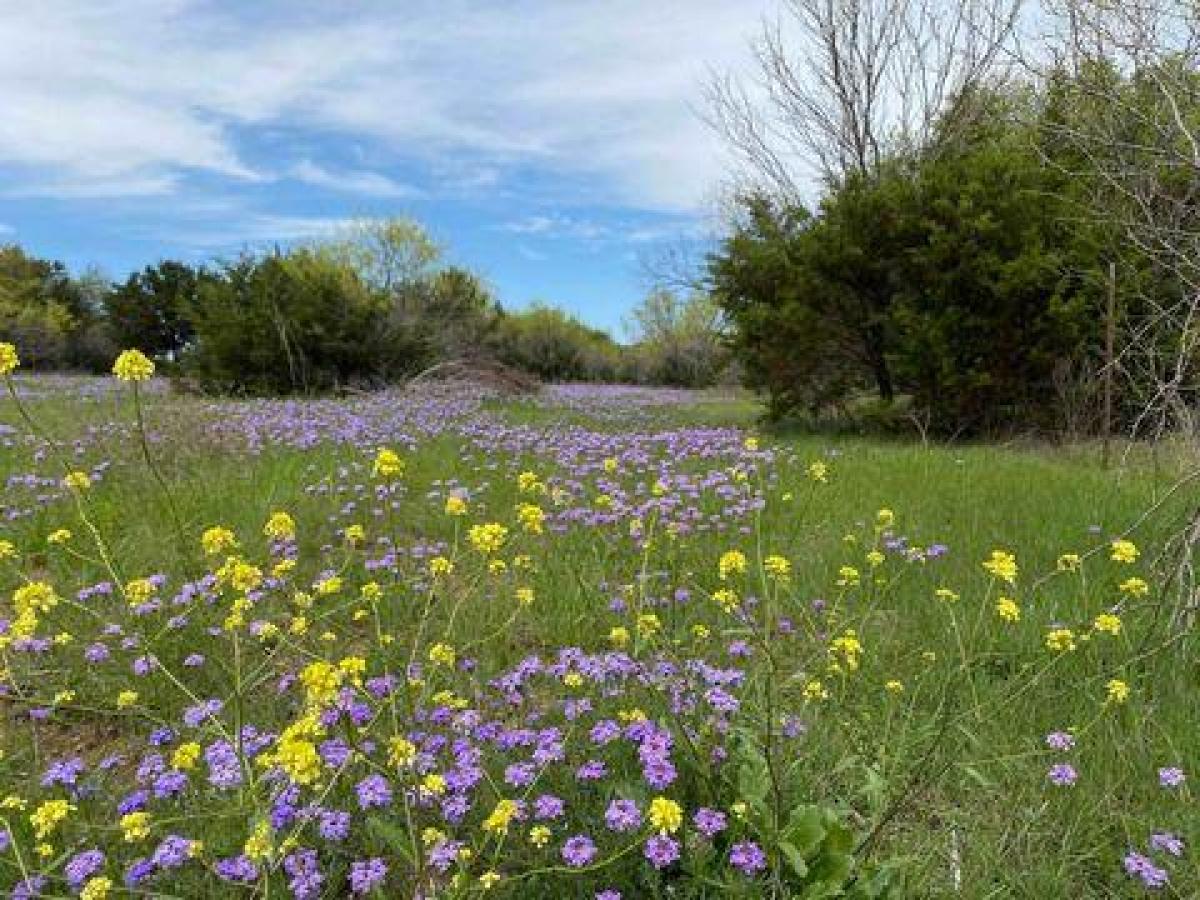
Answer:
[0,1,773,335]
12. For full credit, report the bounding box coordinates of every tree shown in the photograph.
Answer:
[707,0,1021,200]
[624,288,727,387]
[0,244,91,369]
[104,260,200,361]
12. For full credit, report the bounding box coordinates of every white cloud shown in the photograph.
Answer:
[289,160,416,198]
[0,222,12,235]
[0,0,770,212]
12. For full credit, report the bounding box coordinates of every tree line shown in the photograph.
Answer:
[0,219,728,393]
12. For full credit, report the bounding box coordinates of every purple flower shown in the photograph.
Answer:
[64,849,105,887]
[355,773,392,810]
[562,835,597,867]
[596,892,621,900]
[1045,731,1075,751]
[693,807,727,837]
[534,794,565,820]
[576,759,607,781]
[1124,851,1169,888]
[215,855,260,883]
[730,841,767,875]
[1150,832,1184,857]
[41,756,85,788]
[644,834,680,869]
[1159,767,1185,788]
[349,857,387,894]
[318,809,352,841]
[1048,763,1077,786]
[152,834,194,870]
[604,799,641,833]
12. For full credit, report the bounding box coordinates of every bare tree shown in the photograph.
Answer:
[1034,0,1200,444]
[707,0,1022,200]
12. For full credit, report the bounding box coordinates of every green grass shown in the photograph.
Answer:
[0,379,1195,897]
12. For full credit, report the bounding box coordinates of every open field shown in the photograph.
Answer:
[0,373,1195,897]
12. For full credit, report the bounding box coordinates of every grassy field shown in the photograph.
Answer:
[0,370,1195,898]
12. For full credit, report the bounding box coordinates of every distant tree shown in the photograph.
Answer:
[488,305,619,382]
[0,243,90,369]
[624,288,727,387]
[104,260,200,361]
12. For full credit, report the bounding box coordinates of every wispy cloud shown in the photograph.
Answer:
[288,160,416,198]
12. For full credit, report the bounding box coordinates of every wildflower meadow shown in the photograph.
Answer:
[0,343,1195,898]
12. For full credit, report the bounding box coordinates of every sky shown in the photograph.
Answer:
[0,0,776,335]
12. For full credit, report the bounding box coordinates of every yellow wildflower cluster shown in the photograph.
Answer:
[0,342,19,375]
[517,503,546,535]
[718,549,747,580]
[648,796,682,834]
[112,348,155,381]
[468,522,508,556]
[263,511,297,541]
[372,447,405,480]
[982,550,1018,584]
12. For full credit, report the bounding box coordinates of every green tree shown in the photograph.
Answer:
[104,260,200,361]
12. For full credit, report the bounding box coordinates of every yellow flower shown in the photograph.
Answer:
[483,798,519,834]
[171,742,202,771]
[429,556,454,577]
[120,811,150,842]
[263,511,296,542]
[836,566,860,587]
[515,587,534,607]
[47,528,72,545]
[428,643,456,667]
[608,626,630,648]
[1119,577,1149,598]
[1045,628,1076,653]
[300,661,342,706]
[343,524,365,544]
[0,540,15,559]
[517,503,546,535]
[802,679,829,703]
[372,447,404,480]
[80,877,113,900]
[995,597,1021,623]
[468,522,508,556]
[764,555,791,580]
[112,349,154,381]
[388,736,417,768]
[1093,613,1122,636]
[30,798,73,838]
[829,630,863,672]
[1105,678,1130,704]
[884,679,904,694]
[444,494,468,516]
[201,526,238,555]
[648,796,682,834]
[712,588,739,614]
[807,460,828,483]
[865,549,885,568]
[602,457,618,474]
[529,825,552,847]
[116,690,139,709]
[243,820,272,860]
[934,587,959,603]
[62,470,91,492]
[0,342,20,375]
[125,577,155,607]
[480,871,501,890]
[636,613,661,637]
[876,508,895,528]
[1056,553,1081,572]
[718,550,747,580]
[1110,540,1139,564]
[315,576,342,596]
[982,550,1018,584]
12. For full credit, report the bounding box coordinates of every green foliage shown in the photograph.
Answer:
[624,289,728,388]
[0,243,108,371]
[489,303,620,382]
[104,260,200,361]
[185,249,423,393]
